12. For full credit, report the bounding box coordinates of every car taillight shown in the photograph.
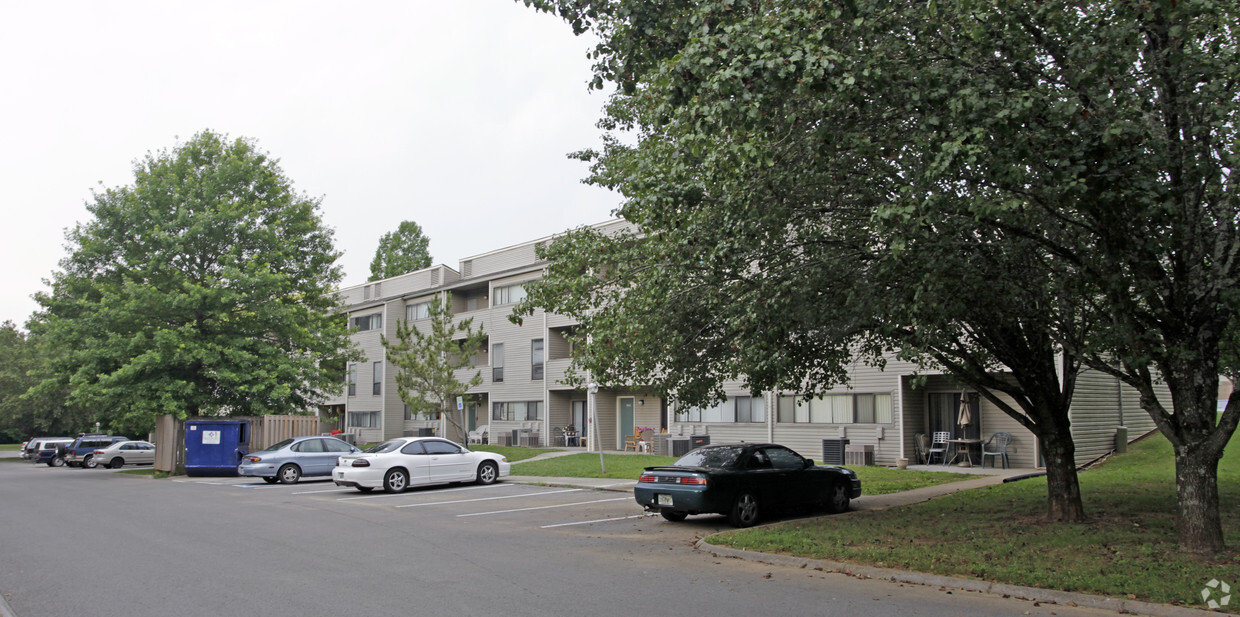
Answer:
[93,450,106,456]
[678,476,708,485]
[639,473,656,483]
[350,459,370,467]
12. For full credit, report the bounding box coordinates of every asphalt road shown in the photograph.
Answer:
[0,458,1121,617]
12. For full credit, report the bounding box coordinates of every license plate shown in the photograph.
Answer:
[657,494,673,506]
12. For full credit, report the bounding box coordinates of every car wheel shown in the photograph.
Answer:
[278,464,301,484]
[83,455,97,469]
[383,468,408,493]
[823,481,851,514]
[110,458,124,470]
[660,510,688,522]
[728,491,761,528]
[48,456,64,467]
[475,461,499,485]
[262,477,279,484]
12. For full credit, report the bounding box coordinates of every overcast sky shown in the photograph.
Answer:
[0,1,622,328]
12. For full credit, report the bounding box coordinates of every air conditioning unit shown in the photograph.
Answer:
[822,438,850,465]
[845,444,875,466]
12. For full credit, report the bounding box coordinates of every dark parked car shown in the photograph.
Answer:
[59,434,129,468]
[634,443,862,527]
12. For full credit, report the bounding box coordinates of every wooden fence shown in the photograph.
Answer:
[154,414,329,474]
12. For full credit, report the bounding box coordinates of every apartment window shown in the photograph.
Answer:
[347,365,357,396]
[493,283,527,305]
[491,401,543,421]
[777,393,892,424]
[406,301,431,321]
[492,343,504,382]
[404,404,412,421]
[372,361,382,395]
[466,296,480,312]
[348,411,379,428]
[531,339,544,380]
[351,313,381,331]
[681,396,763,423]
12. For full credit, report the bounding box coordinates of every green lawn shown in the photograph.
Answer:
[511,452,677,479]
[0,444,21,451]
[709,434,1240,612]
[467,444,559,462]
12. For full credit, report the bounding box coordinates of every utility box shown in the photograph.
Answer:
[667,437,691,457]
[185,420,251,477]
[689,434,710,449]
[1114,426,1128,454]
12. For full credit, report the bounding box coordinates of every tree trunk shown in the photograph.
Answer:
[1174,442,1224,553]
[1039,430,1086,522]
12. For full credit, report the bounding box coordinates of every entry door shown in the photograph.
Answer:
[467,404,477,432]
[619,397,635,449]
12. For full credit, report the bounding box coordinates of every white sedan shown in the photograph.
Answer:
[333,437,510,493]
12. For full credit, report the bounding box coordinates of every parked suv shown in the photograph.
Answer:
[28,438,73,465]
[59,434,129,468]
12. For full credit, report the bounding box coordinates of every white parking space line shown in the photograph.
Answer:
[291,487,356,495]
[539,514,652,529]
[394,488,583,508]
[456,497,630,517]
[337,482,517,502]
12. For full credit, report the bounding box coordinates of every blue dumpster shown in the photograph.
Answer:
[184,420,251,476]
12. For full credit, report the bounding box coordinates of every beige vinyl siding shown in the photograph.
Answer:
[461,244,541,279]
[1068,367,1128,466]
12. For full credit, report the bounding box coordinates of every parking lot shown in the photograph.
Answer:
[168,474,664,531]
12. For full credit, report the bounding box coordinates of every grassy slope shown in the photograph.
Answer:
[709,433,1239,611]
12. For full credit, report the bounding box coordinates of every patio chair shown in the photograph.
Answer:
[467,425,488,445]
[927,431,950,465]
[623,429,640,452]
[914,433,930,465]
[981,432,1013,469]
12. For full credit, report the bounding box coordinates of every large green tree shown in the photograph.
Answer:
[31,130,360,429]
[369,220,433,281]
[522,0,1239,551]
[382,293,487,444]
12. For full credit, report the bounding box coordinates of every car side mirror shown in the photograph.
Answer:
[804,458,815,468]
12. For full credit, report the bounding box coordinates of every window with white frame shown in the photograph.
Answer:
[491,400,543,421]
[681,396,764,423]
[406,301,431,321]
[351,313,381,331]
[492,343,504,382]
[348,411,379,428]
[777,393,892,424]
[347,364,357,396]
[531,339,544,380]
[493,283,528,306]
[372,361,382,395]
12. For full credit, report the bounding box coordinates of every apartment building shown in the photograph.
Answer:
[323,219,660,450]
[325,218,1162,468]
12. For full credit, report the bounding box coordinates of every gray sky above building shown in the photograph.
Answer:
[0,0,621,326]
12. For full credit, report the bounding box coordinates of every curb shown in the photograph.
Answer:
[695,540,1221,617]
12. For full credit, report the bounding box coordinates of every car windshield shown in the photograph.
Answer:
[365,440,403,454]
[673,446,745,469]
[266,438,296,451]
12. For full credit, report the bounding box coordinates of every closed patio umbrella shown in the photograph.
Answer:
[957,393,973,434]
